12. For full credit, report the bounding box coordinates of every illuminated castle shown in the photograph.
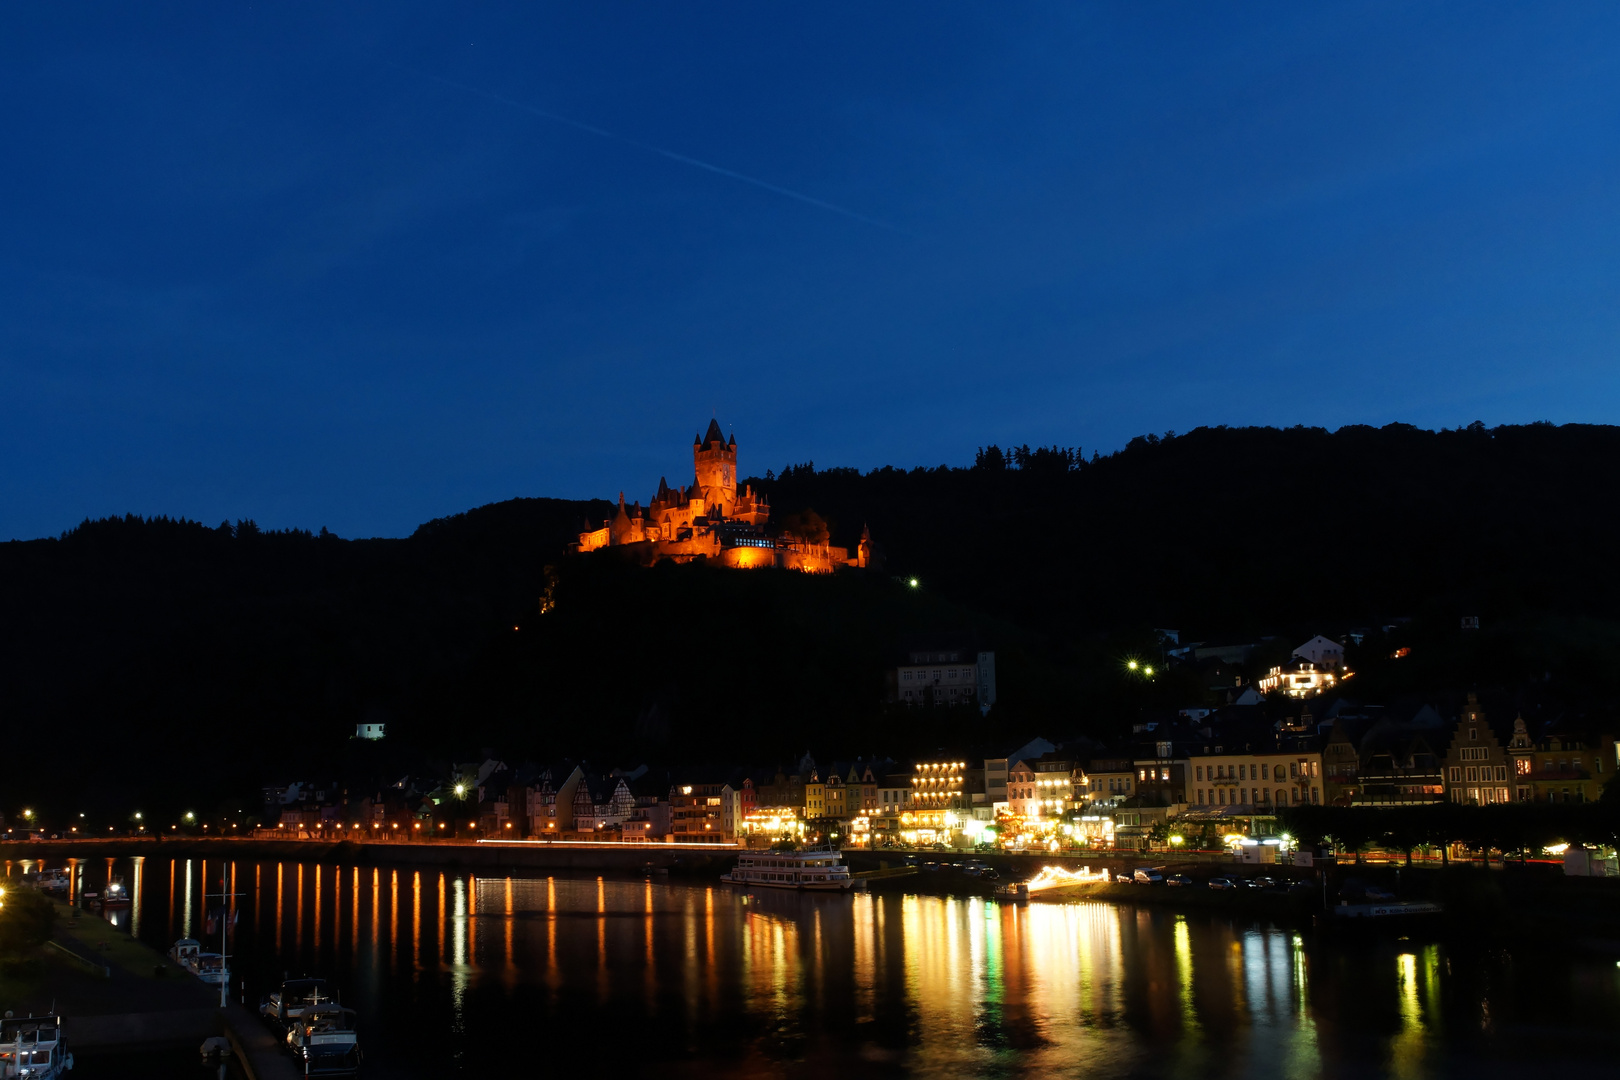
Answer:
[573,419,874,573]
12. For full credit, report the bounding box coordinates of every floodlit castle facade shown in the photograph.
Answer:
[573,420,874,573]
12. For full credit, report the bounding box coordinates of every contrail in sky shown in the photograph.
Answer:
[413,68,896,231]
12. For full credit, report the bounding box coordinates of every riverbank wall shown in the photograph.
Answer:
[3,836,739,874]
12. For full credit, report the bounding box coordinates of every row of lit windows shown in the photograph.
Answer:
[1195,761,1318,782]
[1197,787,1318,806]
[1451,766,1508,782]
[901,668,973,680]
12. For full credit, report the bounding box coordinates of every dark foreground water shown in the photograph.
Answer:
[9,855,1619,1078]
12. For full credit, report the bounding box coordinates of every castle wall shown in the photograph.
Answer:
[781,544,852,575]
[721,546,779,570]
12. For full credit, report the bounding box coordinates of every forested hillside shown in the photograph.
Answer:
[4,422,1619,819]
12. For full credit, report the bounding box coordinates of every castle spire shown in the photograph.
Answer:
[703,418,725,447]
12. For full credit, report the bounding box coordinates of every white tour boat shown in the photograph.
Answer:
[722,847,854,891]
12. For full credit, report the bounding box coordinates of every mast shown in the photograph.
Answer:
[204,874,243,1009]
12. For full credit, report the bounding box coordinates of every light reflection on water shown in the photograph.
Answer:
[5,856,1617,1077]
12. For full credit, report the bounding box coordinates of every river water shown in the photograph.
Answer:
[12,855,1620,1078]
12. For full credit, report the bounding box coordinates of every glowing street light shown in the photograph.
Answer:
[1143,665,1154,677]
[454,784,466,798]
[1126,661,1138,671]
[908,578,919,588]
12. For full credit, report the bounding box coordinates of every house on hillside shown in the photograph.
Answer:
[1259,658,1337,698]
[1293,635,1346,670]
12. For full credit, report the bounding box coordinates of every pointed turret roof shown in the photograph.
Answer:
[703,418,725,446]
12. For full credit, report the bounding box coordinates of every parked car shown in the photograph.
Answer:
[1133,869,1165,885]
[1207,877,1237,891]
[1287,881,1316,895]
[1364,885,1397,901]
[1165,874,1193,887]
[1239,877,1263,890]
[1115,872,1134,884]
[1253,876,1278,889]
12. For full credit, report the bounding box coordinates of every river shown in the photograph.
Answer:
[12,854,1620,1078]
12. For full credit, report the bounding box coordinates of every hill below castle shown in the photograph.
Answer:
[4,421,1619,819]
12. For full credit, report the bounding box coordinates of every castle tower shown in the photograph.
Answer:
[693,418,738,518]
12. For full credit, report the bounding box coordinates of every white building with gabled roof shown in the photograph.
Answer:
[1293,635,1345,670]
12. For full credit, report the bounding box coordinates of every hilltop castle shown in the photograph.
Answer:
[573,420,874,573]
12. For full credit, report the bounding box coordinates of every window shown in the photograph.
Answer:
[1239,765,1247,781]
[1261,764,1270,780]
[1196,766,1204,781]
[1495,766,1506,782]
[1469,728,1478,741]
[1449,766,1461,782]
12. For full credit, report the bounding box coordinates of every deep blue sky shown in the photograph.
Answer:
[5,4,1620,540]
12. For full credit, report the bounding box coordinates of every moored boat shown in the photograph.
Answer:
[168,939,226,984]
[285,1005,362,1077]
[32,869,70,894]
[100,879,130,908]
[721,847,854,891]
[261,977,340,1032]
[0,1012,73,1079]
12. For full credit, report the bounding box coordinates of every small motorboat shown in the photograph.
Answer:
[285,1005,361,1077]
[0,1012,74,1079]
[168,938,225,983]
[100,879,130,909]
[192,952,227,985]
[170,938,202,966]
[33,869,70,893]
[260,977,339,1032]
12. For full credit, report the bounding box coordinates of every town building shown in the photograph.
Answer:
[1507,718,1618,803]
[1075,755,1137,806]
[669,783,736,842]
[889,644,997,710]
[574,420,874,572]
[1442,694,1511,805]
[1186,743,1323,809]
[983,738,1055,806]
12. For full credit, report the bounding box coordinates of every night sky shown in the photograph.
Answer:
[5,4,1620,540]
